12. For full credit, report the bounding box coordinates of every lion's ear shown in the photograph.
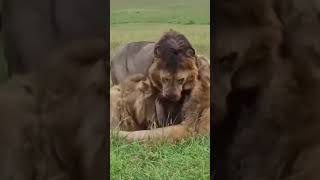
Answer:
[137,81,149,91]
[186,47,195,57]
[137,80,153,97]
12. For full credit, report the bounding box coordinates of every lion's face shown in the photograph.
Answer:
[148,53,198,102]
[147,30,200,102]
[159,68,197,101]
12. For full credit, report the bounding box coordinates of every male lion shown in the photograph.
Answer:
[213,0,282,178]
[110,57,210,140]
[111,30,210,142]
[117,56,210,142]
[111,30,208,126]
[0,38,108,179]
[30,39,108,179]
[214,0,320,179]
[146,30,202,126]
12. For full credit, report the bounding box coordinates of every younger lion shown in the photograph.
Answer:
[110,74,160,131]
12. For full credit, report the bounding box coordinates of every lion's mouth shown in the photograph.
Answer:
[159,94,180,102]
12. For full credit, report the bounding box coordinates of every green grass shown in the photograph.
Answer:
[110,0,210,179]
[111,133,210,180]
[110,0,210,58]
[111,0,210,25]
[110,23,210,58]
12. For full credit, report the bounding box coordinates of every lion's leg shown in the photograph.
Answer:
[118,124,192,142]
[118,107,211,142]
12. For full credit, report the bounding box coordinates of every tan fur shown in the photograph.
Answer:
[117,108,210,142]
[113,30,210,142]
[181,56,210,133]
[110,74,159,131]
[148,57,199,102]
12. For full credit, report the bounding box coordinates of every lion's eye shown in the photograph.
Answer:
[178,78,184,84]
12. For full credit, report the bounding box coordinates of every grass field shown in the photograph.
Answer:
[111,134,210,180]
[110,0,210,179]
[110,24,210,58]
[110,0,210,58]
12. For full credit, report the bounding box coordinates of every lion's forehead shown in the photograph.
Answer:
[160,69,196,79]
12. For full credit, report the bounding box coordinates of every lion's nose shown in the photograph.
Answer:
[165,93,180,101]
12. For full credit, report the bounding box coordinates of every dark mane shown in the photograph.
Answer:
[154,30,195,72]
